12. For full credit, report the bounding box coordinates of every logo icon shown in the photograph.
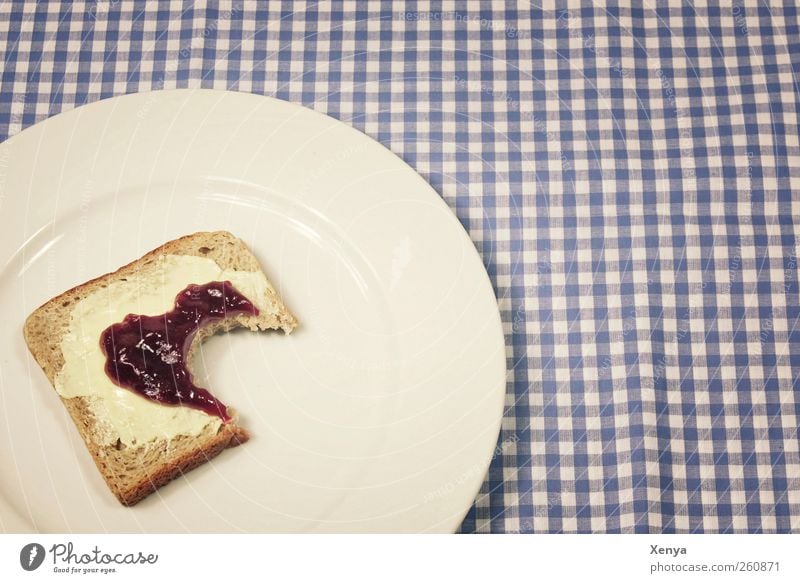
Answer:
[19,543,46,571]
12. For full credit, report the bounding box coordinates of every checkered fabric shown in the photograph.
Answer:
[2,0,800,533]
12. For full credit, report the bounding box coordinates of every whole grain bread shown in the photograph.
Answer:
[23,231,297,505]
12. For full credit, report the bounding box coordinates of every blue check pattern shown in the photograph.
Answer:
[2,1,800,533]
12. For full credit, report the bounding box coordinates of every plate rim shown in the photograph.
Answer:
[0,88,506,533]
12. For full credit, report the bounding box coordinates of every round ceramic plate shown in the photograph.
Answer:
[0,89,505,533]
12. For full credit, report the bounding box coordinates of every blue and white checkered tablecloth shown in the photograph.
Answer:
[2,1,800,533]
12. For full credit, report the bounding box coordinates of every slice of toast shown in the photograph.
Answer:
[23,231,297,506]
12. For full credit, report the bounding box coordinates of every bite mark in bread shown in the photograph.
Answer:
[23,231,297,506]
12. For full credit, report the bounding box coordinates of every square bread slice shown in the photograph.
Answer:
[23,231,297,506]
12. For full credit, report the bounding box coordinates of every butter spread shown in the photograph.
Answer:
[55,254,274,446]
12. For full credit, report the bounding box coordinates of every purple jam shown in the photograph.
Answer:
[100,281,259,421]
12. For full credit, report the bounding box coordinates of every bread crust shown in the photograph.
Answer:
[23,231,296,506]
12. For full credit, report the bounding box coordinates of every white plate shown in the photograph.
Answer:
[0,89,505,533]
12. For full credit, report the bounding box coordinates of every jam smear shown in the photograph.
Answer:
[100,281,259,421]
